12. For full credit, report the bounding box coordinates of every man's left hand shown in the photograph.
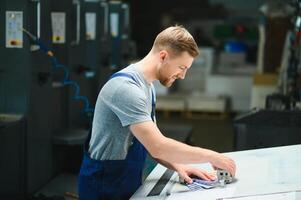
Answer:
[174,164,216,184]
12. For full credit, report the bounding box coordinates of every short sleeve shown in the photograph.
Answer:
[105,82,152,127]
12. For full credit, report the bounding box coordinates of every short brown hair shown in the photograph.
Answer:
[152,25,199,58]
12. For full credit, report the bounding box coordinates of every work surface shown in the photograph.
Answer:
[131,144,301,200]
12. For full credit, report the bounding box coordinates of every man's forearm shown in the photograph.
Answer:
[153,137,216,164]
[131,121,217,165]
[130,121,231,170]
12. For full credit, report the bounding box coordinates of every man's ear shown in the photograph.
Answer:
[159,50,168,62]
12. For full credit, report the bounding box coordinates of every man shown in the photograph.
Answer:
[78,25,236,200]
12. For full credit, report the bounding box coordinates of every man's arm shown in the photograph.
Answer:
[130,121,236,176]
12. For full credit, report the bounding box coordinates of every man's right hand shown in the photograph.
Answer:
[208,151,236,177]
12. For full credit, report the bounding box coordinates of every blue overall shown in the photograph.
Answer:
[78,72,156,200]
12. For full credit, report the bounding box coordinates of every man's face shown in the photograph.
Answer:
[158,51,194,87]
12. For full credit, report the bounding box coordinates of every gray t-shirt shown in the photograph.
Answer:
[88,64,155,160]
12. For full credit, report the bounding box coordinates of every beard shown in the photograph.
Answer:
[159,77,175,87]
[158,66,176,87]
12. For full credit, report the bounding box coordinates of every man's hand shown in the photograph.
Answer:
[208,151,236,177]
[174,164,216,184]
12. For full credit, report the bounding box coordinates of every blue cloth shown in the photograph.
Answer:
[78,72,155,200]
[186,178,218,190]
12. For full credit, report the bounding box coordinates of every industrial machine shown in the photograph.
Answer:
[0,0,53,199]
[0,0,136,198]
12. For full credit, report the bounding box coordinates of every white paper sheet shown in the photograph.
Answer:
[221,191,296,200]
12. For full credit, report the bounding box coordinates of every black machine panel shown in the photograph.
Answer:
[0,0,135,199]
[234,109,301,150]
[0,0,53,199]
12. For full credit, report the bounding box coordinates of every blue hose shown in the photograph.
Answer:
[23,28,94,115]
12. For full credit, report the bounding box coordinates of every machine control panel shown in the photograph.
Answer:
[51,12,66,44]
[6,11,23,48]
[85,12,96,40]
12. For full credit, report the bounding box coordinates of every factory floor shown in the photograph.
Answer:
[34,111,236,199]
